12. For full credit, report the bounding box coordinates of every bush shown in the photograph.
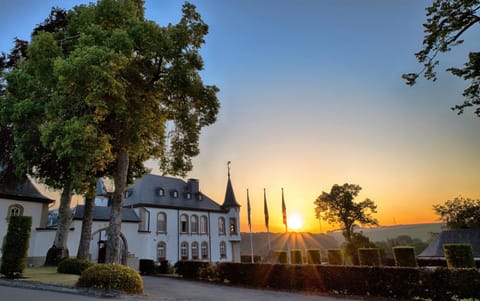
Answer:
[57,258,94,275]
[139,259,154,275]
[155,260,173,274]
[327,249,344,265]
[306,249,322,264]
[1,216,32,278]
[443,243,475,268]
[290,249,303,264]
[274,251,287,264]
[174,261,209,279]
[393,246,417,267]
[77,263,143,294]
[358,248,381,266]
[198,263,219,281]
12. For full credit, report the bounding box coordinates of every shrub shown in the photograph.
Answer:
[327,249,344,265]
[274,251,287,264]
[358,248,381,266]
[393,246,417,267]
[174,261,209,279]
[290,249,303,264]
[306,249,322,264]
[77,263,143,294]
[139,259,154,275]
[1,216,32,278]
[57,258,94,275]
[198,263,219,281]
[155,260,173,274]
[443,243,475,268]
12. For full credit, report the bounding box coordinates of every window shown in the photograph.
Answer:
[229,218,237,235]
[157,241,166,260]
[181,242,189,260]
[218,217,226,235]
[157,212,167,233]
[138,207,150,231]
[7,204,23,218]
[191,215,198,234]
[201,242,208,259]
[180,214,189,233]
[185,193,192,199]
[197,193,203,201]
[220,241,226,258]
[191,242,199,259]
[156,188,165,197]
[171,190,178,198]
[200,216,208,234]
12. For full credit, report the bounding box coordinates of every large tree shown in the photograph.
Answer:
[314,183,378,241]
[403,0,480,116]
[433,196,480,229]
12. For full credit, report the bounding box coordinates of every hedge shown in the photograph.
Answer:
[77,263,143,294]
[57,258,94,275]
[327,249,343,265]
[443,243,475,268]
[393,246,417,267]
[306,249,321,264]
[358,248,381,266]
[0,216,32,278]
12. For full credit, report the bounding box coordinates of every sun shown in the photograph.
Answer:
[288,213,304,231]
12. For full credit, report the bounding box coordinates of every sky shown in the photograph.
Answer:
[1,0,479,233]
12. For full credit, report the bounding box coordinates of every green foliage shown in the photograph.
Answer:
[155,260,174,274]
[274,251,288,264]
[290,249,303,264]
[433,196,480,229]
[0,216,32,278]
[57,258,94,275]
[393,246,417,267]
[358,248,381,266]
[306,249,322,264]
[443,243,476,268]
[45,245,70,266]
[174,260,209,279]
[139,259,154,275]
[198,263,219,281]
[343,232,376,265]
[77,263,143,294]
[314,183,378,242]
[403,0,480,116]
[327,249,344,265]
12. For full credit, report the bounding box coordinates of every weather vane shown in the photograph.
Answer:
[227,161,231,178]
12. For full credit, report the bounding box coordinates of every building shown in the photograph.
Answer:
[418,229,480,260]
[0,169,241,267]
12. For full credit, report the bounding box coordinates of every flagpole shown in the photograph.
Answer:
[247,189,254,263]
[282,187,291,264]
[264,188,271,251]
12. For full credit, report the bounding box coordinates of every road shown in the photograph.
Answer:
[0,276,357,301]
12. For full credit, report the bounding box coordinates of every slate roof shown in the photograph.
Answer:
[0,170,54,204]
[418,229,480,258]
[123,174,226,212]
[72,205,140,223]
[222,175,240,208]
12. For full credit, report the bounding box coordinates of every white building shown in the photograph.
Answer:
[0,171,241,267]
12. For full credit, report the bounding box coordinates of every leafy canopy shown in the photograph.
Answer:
[403,0,480,116]
[433,196,480,229]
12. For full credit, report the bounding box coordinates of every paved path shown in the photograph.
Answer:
[0,276,358,301]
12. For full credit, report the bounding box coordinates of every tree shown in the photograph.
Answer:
[314,183,378,242]
[433,196,480,229]
[403,0,480,116]
[343,232,376,265]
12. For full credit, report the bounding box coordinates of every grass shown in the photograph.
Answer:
[21,266,79,287]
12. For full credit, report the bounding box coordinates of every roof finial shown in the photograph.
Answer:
[227,161,231,178]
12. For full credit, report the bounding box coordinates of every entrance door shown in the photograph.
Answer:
[97,240,106,263]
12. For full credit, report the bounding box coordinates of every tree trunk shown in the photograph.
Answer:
[77,184,96,260]
[45,180,73,265]
[106,149,129,264]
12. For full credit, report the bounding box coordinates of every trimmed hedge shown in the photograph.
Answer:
[443,243,475,268]
[358,248,381,266]
[306,249,321,264]
[57,258,94,275]
[393,246,417,267]
[77,263,143,294]
[274,251,287,264]
[0,216,32,278]
[174,260,210,279]
[139,259,155,275]
[327,249,343,265]
[290,249,303,264]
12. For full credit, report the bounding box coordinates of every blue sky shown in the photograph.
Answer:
[1,0,479,232]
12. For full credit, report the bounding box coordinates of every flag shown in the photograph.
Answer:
[247,189,251,228]
[263,188,269,229]
[282,188,287,226]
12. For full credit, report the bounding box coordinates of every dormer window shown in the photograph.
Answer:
[185,193,192,200]
[171,190,178,198]
[197,193,203,201]
[156,187,165,197]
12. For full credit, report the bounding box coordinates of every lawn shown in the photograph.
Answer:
[22,266,79,287]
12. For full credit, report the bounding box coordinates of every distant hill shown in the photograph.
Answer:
[241,223,444,258]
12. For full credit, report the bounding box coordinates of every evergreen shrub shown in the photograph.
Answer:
[0,216,32,278]
[443,243,475,268]
[358,248,381,266]
[77,263,143,294]
[291,249,303,264]
[174,260,209,279]
[393,246,417,267]
[155,260,173,274]
[274,251,287,264]
[139,259,154,275]
[327,249,344,265]
[306,249,322,264]
[57,258,94,275]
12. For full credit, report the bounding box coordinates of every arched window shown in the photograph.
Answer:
[157,241,166,260]
[201,242,208,259]
[200,215,208,234]
[7,204,24,218]
[191,215,198,234]
[219,241,226,258]
[181,241,189,260]
[191,242,199,259]
[157,212,167,233]
[180,214,189,233]
[138,207,150,231]
[229,218,237,235]
[218,217,226,235]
